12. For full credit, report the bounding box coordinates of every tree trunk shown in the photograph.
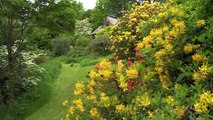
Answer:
[4,15,15,105]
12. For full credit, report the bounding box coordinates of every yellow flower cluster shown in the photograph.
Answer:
[175,106,185,118]
[193,64,212,82]
[90,108,106,120]
[89,71,100,79]
[118,75,128,91]
[99,59,112,70]
[63,100,68,106]
[194,91,213,113]
[126,69,138,79]
[165,95,174,106]
[109,2,167,56]
[116,104,125,113]
[99,70,112,80]
[196,19,205,27]
[136,93,151,108]
[74,82,84,95]
[184,43,199,54]
[72,99,84,112]
[99,92,110,107]
[192,53,203,62]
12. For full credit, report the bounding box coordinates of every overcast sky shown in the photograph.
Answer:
[76,0,97,10]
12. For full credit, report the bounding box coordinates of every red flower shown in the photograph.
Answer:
[128,60,133,66]
[136,55,143,62]
[114,56,119,61]
[128,79,141,90]
[94,63,100,70]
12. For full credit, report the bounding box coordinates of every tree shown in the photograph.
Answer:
[0,0,42,105]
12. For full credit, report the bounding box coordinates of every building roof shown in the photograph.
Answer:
[91,16,118,35]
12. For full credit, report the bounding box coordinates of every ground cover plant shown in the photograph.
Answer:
[63,0,213,120]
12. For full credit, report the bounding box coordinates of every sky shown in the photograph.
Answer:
[76,0,97,10]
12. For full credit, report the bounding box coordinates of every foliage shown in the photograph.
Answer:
[27,28,52,50]
[0,57,61,120]
[52,34,74,56]
[89,33,111,55]
[67,46,90,57]
[109,2,166,59]
[75,36,91,47]
[64,1,213,120]
[33,0,84,36]
[75,18,92,36]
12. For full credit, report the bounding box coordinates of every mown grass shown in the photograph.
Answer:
[64,55,113,67]
[25,63,93,120]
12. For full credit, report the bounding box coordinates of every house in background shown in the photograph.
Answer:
[91,16,118,35]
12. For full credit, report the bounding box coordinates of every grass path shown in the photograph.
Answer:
[26,63,93,120]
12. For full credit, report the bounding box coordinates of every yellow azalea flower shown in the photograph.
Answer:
[137,42,144,49]
[148,110,153,118]
[117,60,124,71]
[169,28,179,38]
[166,95,174,106]
[136,94,151,107]
[165,43,173,51]
[192,53,203,62]
[192,72,204,82]
[143,35,152,44]
[73,99,84,112]
[74,82,84,95]
[89,71,99,79]
[99,70,112,80]
[155,66,163,73]
[119,80,128,91]
[62,100,68,106]
[184,44,193,53]
[99,60,112,70]
[199,64,211,76]
[90,108,98,117]
[196,19,205,27]
[66,114,69,120]
[171,7,179,14]
[69,106,75,115]
[175,106,185,118]
[150,28,163,36]
[126,69,138,79]
[155,49,166,58]
[116,104,125,113]
[194,101,208,113]
[158,12,168,18]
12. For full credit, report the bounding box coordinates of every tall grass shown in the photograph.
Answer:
[0,58,62,120]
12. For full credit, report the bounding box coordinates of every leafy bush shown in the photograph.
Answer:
[89,33,111,55]
[0,57,61,119]
[75,36,91,47]
[63,1,213,120]
[52,35,75,56]
[109,2,166,59]
[67,46,90,57]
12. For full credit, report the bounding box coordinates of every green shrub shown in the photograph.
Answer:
[0,57,62,119]
[75,36,91,47]
[67,46,89,57]
[52,35,75,56]
[64,1,213,120]
[89,33,111,55]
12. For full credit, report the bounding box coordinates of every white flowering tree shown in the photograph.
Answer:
[75,18,92,36]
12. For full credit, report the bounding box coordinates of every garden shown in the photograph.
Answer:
[0,0,212,120]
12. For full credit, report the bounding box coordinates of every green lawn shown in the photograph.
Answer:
[26,63,93,120]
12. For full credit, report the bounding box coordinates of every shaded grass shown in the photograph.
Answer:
[25,63,93,120]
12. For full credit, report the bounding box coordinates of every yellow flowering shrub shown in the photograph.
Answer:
[63,1,213,119]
